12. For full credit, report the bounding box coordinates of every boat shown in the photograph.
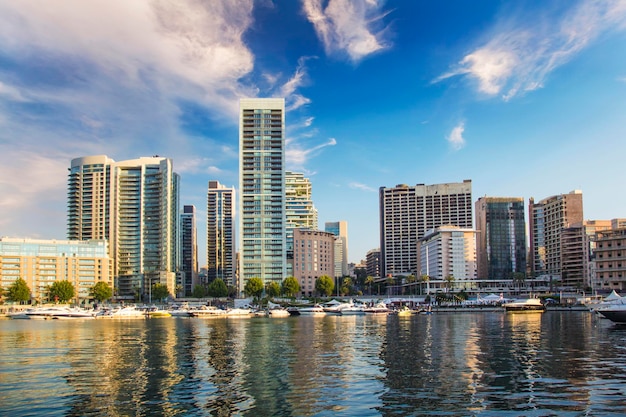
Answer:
[145,306,172,318]
[189,306,228,318]
[96,306,146,319]
[339,305,366,315]
[297,304,326,316]
[596,299,626,324]
[363,302,390,315]
[268,308,290,318]
[395,306,413,317]
[226,308,253,318]
[502,298,546,313]
[25,306,96,319]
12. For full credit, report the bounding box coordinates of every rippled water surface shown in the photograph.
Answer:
[1,311,626,416]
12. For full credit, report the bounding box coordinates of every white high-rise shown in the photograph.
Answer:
[238,98,286,289]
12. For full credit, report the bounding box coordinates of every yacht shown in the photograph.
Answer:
[26,307,96,319]
[268,308,290,318]
[502,298,546,313]
[189,306,228,318]
[363,302,390,315]
[297,304,326,316]
[596,299,626,324]
[96,306,146,319]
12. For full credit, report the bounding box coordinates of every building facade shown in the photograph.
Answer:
[292,229,335,297]
[0,237,111,303]
[475,197,526,280]
[286,171,318,276]
[238,98,286,289]
[69,155,180,300]
[180,205,198,296]
[379,180,473,278]
[325,221,348,277]
[528,190,583,281]
[207,180,236,288]
[417,226,477,282]
[366,248,381,278]
[594,228,626,291]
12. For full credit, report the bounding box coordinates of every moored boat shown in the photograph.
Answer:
[297,304,326,316]
[96,306,146,319]
[189,306,228,318]
[502,298,546,313]
[268,308,290,318]
[596,299,626,324]
[363,302,390,315]
[25,306,96,319]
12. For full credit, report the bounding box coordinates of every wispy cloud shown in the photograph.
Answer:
[435,0,626,100]
[301,0,392,62]
[447,122,466,150]
[349,182,376,192]
[286,138,337,169]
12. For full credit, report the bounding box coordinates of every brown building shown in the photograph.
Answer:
[292,229,335,297]
[594,226,626,292]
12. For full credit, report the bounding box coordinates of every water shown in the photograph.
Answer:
[1,311,625,416]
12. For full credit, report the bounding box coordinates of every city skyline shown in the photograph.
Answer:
[1,1,625,266]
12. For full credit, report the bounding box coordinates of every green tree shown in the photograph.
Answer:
[7,278,31,304]
[444,275,455,292]
[266,281,281,298]
[227,285,238,298]
[365,276,374,296]
[315,275,334,297]
[192,284,207,298]
[244,277,264,298]
[207,279,228,298]
[420,274,430,295]
[90,281,113,303]
[341,277,353,296]
[151,283,170,302]
[406,274,416,295]
[48,280,75,303]
[281,276,300,298]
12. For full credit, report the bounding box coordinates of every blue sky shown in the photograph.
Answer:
[1,0,625,265]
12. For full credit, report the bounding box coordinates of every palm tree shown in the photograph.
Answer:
[365,276,374,296]
[420,274,430,295]
[444,275,455,293]
[406,274,416,295]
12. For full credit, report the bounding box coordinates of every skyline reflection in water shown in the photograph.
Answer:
[1,312,625,416]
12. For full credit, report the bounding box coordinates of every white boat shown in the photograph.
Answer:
[297,304,326,316]
[268,308,290,318]
[26,307,96,320]
[339,305,366,315]
[595,299,626,324]
[96,306,146,319]
[226,308,253,318]
[189,306,228,318]
[502,298,546,313]
[363,302,390,315]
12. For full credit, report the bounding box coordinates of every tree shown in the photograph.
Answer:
[151,283,170,302]
[192,284,207,298]
[341,277,353,296]
[207,279,228,298]
[365,276,374,296]
[7,278,31,304]
[266,281,281,298]
[281,276,300,298]
[48,280,75,303]
[315,275,334,297]
[244,277,264,298]
[420,274,430,295]
[90,281,113,303]
[406,274,416,295]
[444,275,455,292]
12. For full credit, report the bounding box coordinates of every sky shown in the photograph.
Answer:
[1,0,625,266]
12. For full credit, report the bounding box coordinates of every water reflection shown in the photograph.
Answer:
[2,312,626,416]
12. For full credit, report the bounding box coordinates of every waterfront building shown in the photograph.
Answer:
[417,226,477,284]
[286,171,318,276]
[594,226,626,291]
[528,190,583,283]
[366,248,381,278]
[582,220,612,292]
[292,229,335,297]
[379,180,473,278]
[0,237,111,303]
[180,205,198,296]
[475,197,526,280]
[69,156,180,300]
[238,98,286,289]
[207,180,236,288]
[325,221,348,278]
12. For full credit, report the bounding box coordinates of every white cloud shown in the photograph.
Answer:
[447,122,466,150]
[348,182,376,192]
[286,137,337,169]
[435,0,626,100]
[302,0,391,62]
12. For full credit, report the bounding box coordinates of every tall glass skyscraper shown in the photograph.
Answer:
[475,197,527,280]
[180,205,198,296]
[207,180,235,288]
[238,98,286,289]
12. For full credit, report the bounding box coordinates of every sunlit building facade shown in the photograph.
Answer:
[286,171,318,276]
[417,226,477,281]
[325,221,348,278]
[293,229,335,297]
[207,180,236,287]
[180,205,198,296]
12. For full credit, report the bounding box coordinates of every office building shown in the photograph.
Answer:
[0,237,111,303]
[238,98,286,289]
[366,248,381,278]
[292,229,335,297]
[475,197,526,280]
[207,180,236,288]
[418,226,477,281]
[180,205,198,296]
[594,227,626,291]
[286,171,318,276]
[528,190,583,281]
[325,221,348,277]
[379,180,473,278]
[69,155,180,300]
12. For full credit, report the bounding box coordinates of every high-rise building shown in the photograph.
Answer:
[379,180,473,278]
[418,226,477,281]
[238,98,286,289]
[292,229,335,297]
[528,190,583,281]
[180,205,198,296]
[594,225,626,291]
[582,220,612,291]
[207,180,235,288]
[68,155,180,300]
[366,248,381,278]
[475,197,527,280]
[325,221,348,277]
[286,171,318,276]
[0,237,111,303]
